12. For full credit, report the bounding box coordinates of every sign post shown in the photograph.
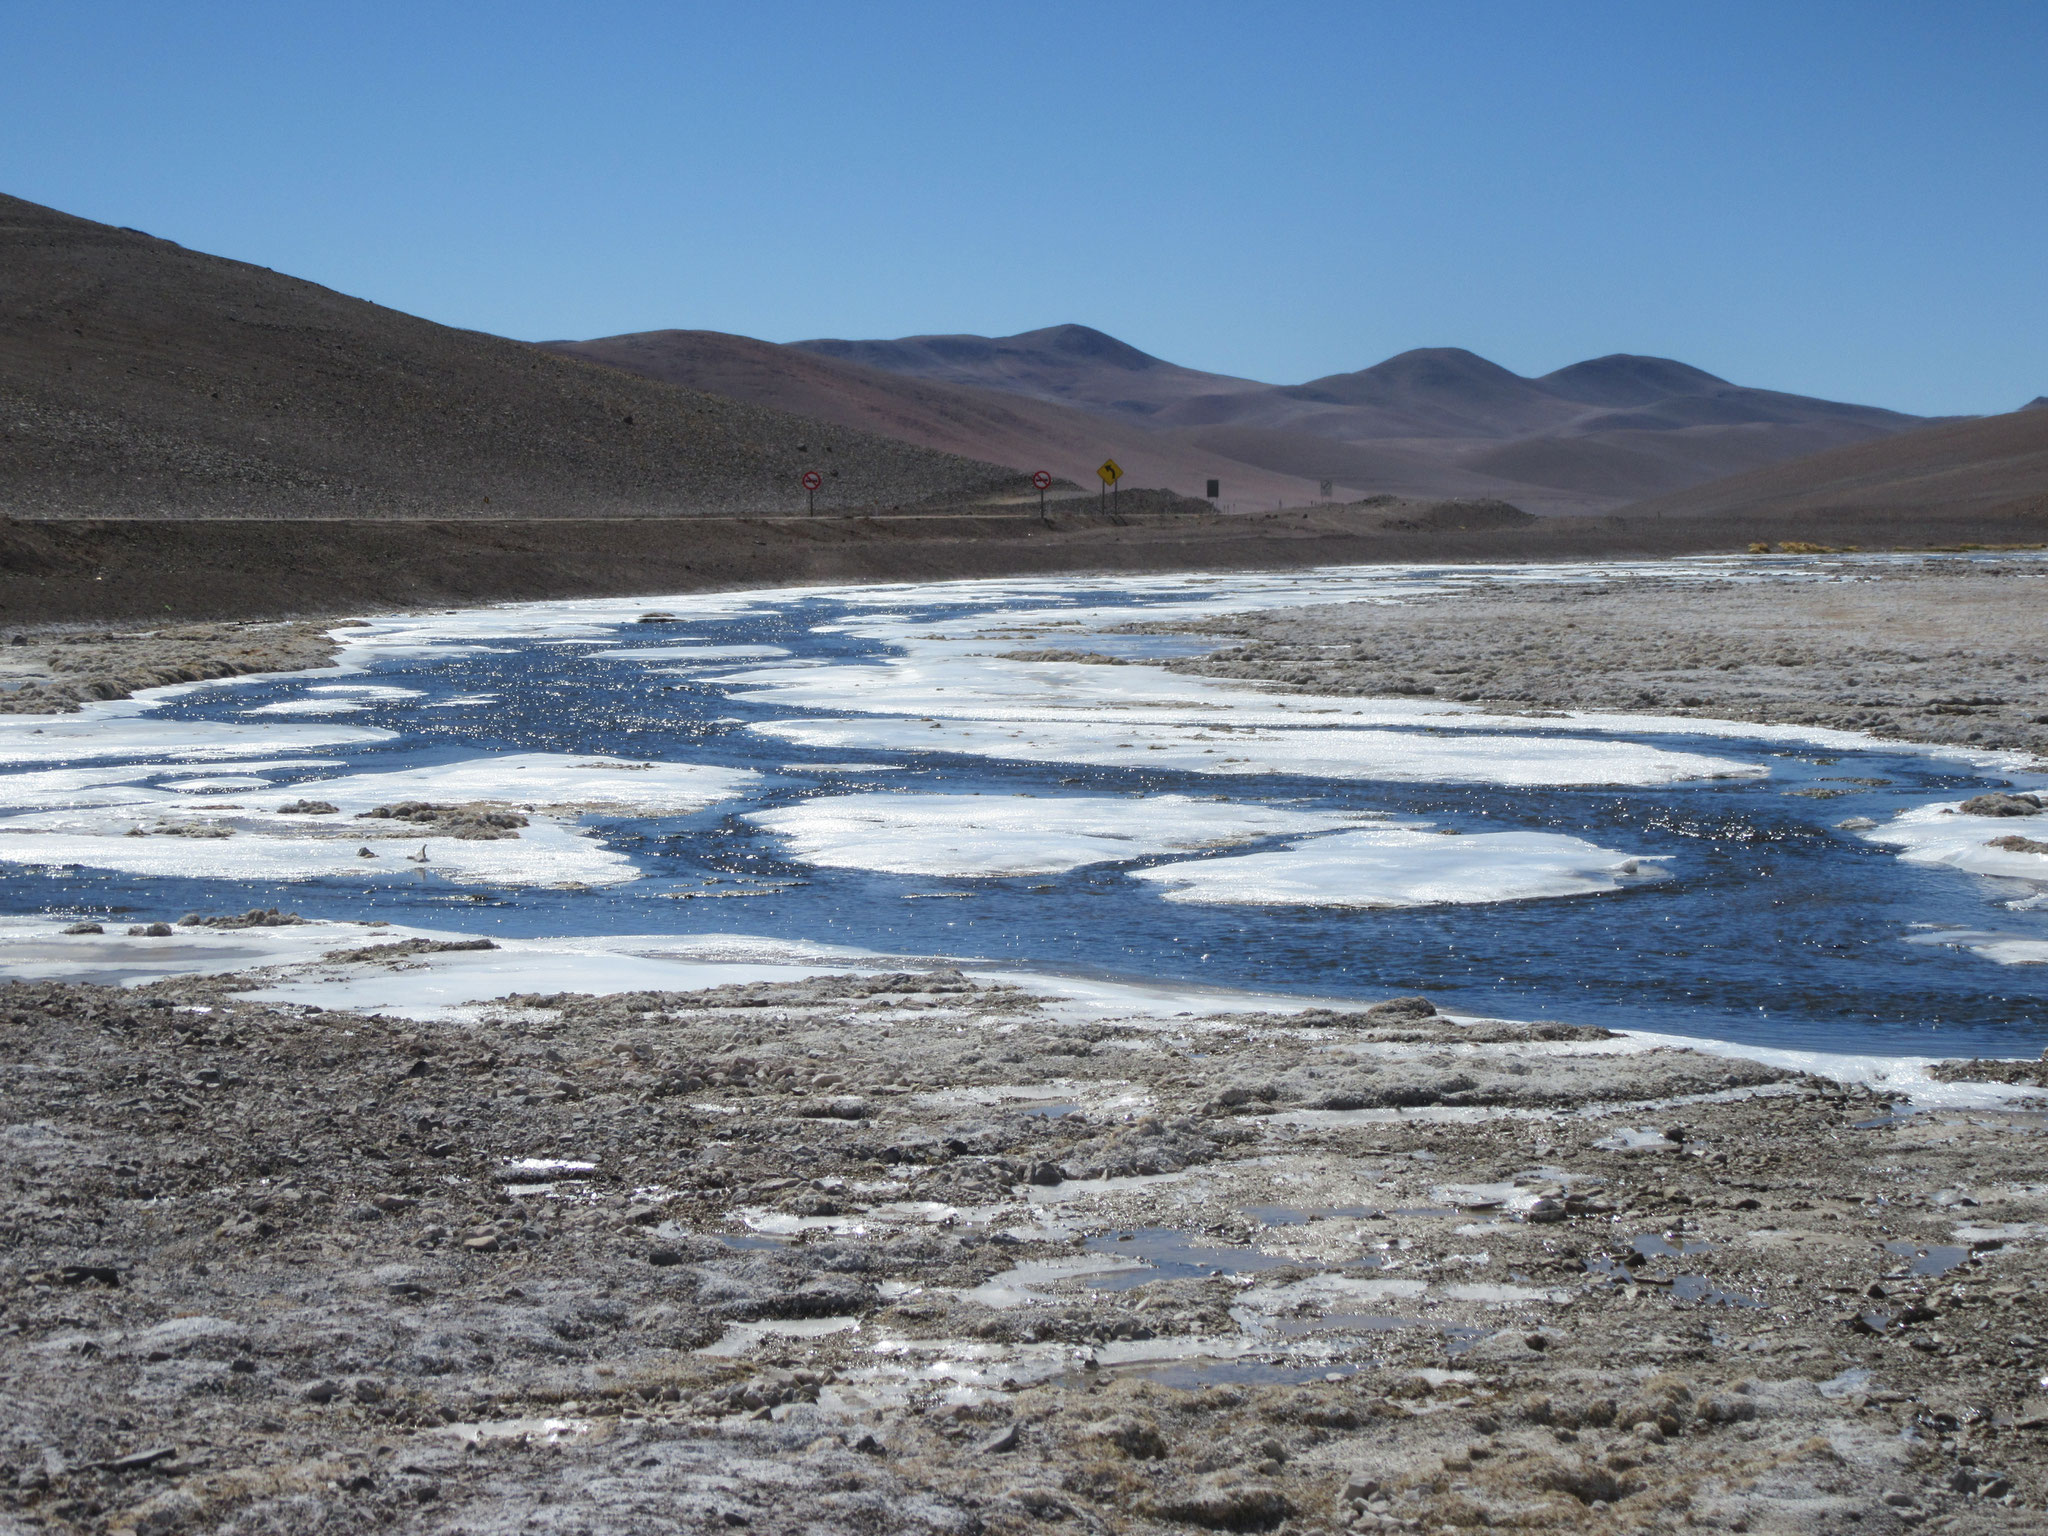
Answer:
[1031,469,1052,523]
[801,468,822,515]
[1096,458,1123,521]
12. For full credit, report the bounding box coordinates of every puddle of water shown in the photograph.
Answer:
[1670,1276,1765,1308]
[1853,1105,1928,1130]
[1080,1226,1374,1289]
[1585,1253,1761,1306]
[1632,1233,1712,1259]
[1240,1203,1379,1226]
[1019,1101,1084,1119]
[1884,1240,1969,1276]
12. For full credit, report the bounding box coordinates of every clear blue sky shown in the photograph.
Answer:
[4,2,2043,415]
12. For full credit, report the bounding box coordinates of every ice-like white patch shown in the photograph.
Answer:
[697,1317,860,1356]
[758,715,1759,788]
[439,1416,593,1445]
[0,813,638,886]
[0,753,758,888]
[747,792,1355,877]
[1592,1127,1684,1152]
[962,1255,1152,1309]
[1863,802,2048,886]
[604,644,791,661]
[1234,1274,1429,1314]
[1905,928,2048,966]
[305,685,425,698]
[0,760,343,814]
[247,752,760,816]
[0,716,389,766]
[1438,1283,1568,1304]
[159,777,271,793]
[240,699,369,716]
[782,762,909,775]
[1131,827,1666,907]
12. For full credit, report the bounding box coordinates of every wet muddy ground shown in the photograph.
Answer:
[6,966,2048,1534]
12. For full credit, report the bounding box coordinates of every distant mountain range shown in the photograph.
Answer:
[557,322,1944,513]
[5,186,2036,532]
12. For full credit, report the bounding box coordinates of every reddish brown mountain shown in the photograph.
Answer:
[1616,406,2048,525]
[0,192,1019,518]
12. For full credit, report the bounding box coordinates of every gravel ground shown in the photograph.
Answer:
[1136,561,2048,759]
[3,953,2047,1535]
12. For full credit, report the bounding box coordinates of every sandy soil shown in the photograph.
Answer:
[3,959,2045,1535]
[1140,561,2048,760]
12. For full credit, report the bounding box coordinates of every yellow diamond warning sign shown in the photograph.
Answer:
[1096,459,1123,485]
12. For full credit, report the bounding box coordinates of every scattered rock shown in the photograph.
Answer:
[1958,792,2042,817]
[356,801,530,839]
[177,907,308,929]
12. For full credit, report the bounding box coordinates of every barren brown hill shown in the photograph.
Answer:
[793,322,1261,419]
[782,329,1938,513]
[0,192,1021,518]
[1616,405,2048,525]
[542,329,1335,506]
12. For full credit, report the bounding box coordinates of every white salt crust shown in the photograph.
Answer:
[1129,826,1666,907]
[746,792,1356,877]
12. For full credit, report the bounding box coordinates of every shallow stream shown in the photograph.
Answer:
[2,557,2044,1058]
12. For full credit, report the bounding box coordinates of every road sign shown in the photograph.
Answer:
[1096,459,1123,485]
[1031,470,1052,491]
[801,470,823,492]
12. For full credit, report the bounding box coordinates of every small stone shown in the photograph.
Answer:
[976,1423,1020,1454]
[462,1234,500,1253]
[62,921,103,935]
